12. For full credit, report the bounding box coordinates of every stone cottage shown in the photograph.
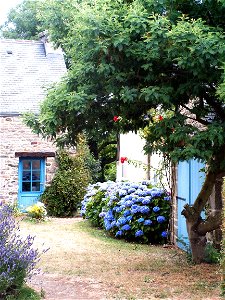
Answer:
[0,38,67,210]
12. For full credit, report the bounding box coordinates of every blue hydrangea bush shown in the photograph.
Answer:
[81,181,171,243]
[0,204,42,297]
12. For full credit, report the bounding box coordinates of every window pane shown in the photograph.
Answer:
[32,171,40,181]
[32,182,40,191]
[22,182,31,192]
[23,171,31,181]
[23,160,31,170]
[32,160,40,170]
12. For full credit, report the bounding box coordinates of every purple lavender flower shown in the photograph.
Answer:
[0,205,43,294]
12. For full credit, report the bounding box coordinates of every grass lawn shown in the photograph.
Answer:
[19,217,222,300]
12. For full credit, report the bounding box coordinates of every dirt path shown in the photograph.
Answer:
[29,273,107,300]
[24,218,109,300]
[19,217,222,300]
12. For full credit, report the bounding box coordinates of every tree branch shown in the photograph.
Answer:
[182,170,218,222]
[197,213,222,235]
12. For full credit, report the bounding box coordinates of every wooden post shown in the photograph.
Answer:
[222,178,225,296]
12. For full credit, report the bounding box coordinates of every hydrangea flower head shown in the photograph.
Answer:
[164,196,171,201]
[111,221,117,228]
[125,200,133,207]
[128,188,136,194]
[114,206,123,213]
[119,189,128,197]
[142,197,151,205]
[131,204,140,214]
[123,210,131,217]
[126,215,133,222]
[115,230,123,237]
[157,216,166,223]
[121,224,131,231]
[117,216,127,225]
[137,217,144,223]
[139,206,150,214]
[131,183,139,189]
[161,231,168,238]
[144,219,152,226]
[124,195,132,201]
[135,230,144,237]
[153,206,160,213]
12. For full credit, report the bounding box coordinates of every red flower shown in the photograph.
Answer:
[113,116,120,122]
[120,157,128,164]
[158,115,163,121]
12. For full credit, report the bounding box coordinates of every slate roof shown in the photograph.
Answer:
[0,39,67,115]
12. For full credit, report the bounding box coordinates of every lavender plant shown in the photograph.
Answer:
[0,204,41,297]
[81,181,171,244]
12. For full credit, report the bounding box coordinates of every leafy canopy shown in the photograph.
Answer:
[24,0,225,174]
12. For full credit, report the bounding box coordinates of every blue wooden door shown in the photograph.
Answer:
[177,159,205,249]
[18,158,45,211]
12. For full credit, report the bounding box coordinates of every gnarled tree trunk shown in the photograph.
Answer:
[182,171,222,263]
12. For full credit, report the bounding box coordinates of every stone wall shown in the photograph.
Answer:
[0,115,57,204]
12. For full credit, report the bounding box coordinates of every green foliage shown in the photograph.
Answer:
[104,162,117,182]
[84,190,107,227]
[0,0,45,39]
[41,144,91,217]
[204,243,220,264]
[5,285,41,300]
[23,0,225,172]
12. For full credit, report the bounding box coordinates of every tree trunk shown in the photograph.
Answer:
[186,218,207,263]
[182,170,222,263]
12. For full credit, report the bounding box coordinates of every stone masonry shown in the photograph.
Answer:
[0,115,57,204]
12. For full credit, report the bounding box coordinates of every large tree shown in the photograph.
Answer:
[0,0,44,39]
[19,0,225,262]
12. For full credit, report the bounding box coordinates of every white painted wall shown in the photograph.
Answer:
[117,131,169,187]
[117,132,148,181]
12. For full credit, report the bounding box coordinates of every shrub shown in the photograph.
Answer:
[26,202,47,220]
[81,181,171,244]
[0,204,41,298]
[41,147,91,217]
